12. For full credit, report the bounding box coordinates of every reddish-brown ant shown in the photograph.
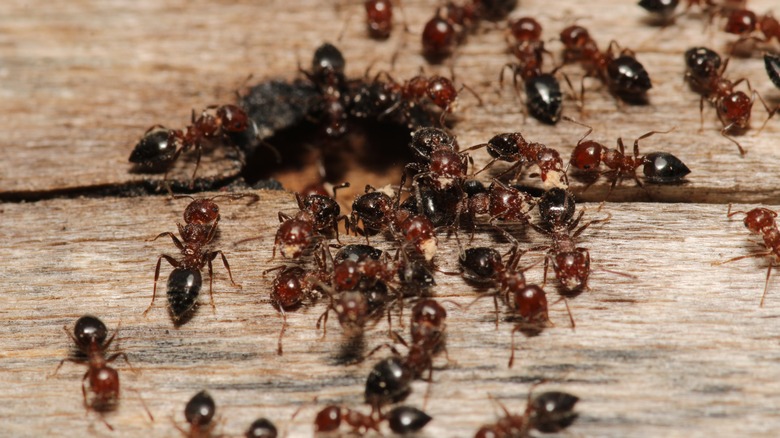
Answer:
[129,104,251,184]
[145,194,256,322]
[52,316,138,430]
[175,390,218,437]
[500,17,563,124]
[300,43,351,137]
[363,0,410,39]
[559,25,652,104]
[566,117,687,194]
[715,205,780,306]
[682,45,774,155]
[723,8,780,52]
[463,132,568,189]
[475,388,579,437]
[315,404,432,434]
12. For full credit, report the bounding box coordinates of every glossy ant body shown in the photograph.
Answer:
[301,43,351,137]
[53,316,134,430]
[315,404,432,434]
[683,46,773,155]
[129,104,251,183]
[716,205,780,306]
[567,118,688,193]
[559,25,652,103]
[245,418,278,438]
[464,132,568,189]
[766,53,780,89]
[175,390,218,437]
[146,194,255,322]
[723,8,780,50]
[501,17,563,124]
[475,389,579,437]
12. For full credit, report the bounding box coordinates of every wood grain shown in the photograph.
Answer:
[2,0,780,437]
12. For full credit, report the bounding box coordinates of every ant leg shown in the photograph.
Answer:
[277,309,288,356]
[508,326,521,368]
[106,352,139,374]
[761,263,776,307]
[149,232,185,252]
[211,250,239,288]
[144,255,179,316]
[720,124,746,156]
[51,357,86,378]
[316,307,331,339]
[81,370,91,409]
[458,82,484,106]
[712,251,773,266]
[189,144,203,187]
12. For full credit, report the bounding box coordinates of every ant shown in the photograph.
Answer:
[300,43,351,137]
[129,104,251,184]
[175,390,218,437]
[715,205,780,306]
[463,132,568,189]
[475,387,579,437]
[52,315,138,430]
[500,17,563,124]
[246,418,278,438]
[559,25,652,104]
[566,117,687,194]
[722,7,780,53]
[638,0,728,23]
[145,194,256,322]
[683,45,774,155]
[315,404,432,434]
[364,0,411,39]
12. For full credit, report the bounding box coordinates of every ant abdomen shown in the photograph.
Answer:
[530,391,580,433]
[460,247,502,283]
[167,267,203,320]
[607,55,652,98]
[129,129,176,171]
[525,74,563,124]
[642,152,691,183]
[766,53,780,89]
[386,406,433,433]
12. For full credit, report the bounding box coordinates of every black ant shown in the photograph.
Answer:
[300,43,351,137]
[638,0,727,24]
[500,17,563,124]
[145,194,256,322]
[683,45,774,155]
[175,390,218,437]
[559,25,652,104]
[714,205,780,306]
[52,316,138,430]
[246,418,278,438]
[475,388,579,437]
[566,117,688,194]
[463,132,568,189]
[129,104,252,183]
[314,404,432,434]
[363,299,449,408]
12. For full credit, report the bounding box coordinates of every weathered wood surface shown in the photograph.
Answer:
[3,193,780,437]
[0,0,779,201]
[3,0,780,437]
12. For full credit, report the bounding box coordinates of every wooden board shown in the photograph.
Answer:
[3,192,780,437]
[2,0,780,436]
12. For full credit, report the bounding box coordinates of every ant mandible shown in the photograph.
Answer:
[52,316,137,430]
[715,205,780,306]
[145,194,256,322]
[129,104,251,184]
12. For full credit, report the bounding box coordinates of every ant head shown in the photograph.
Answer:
[334,290,369,334]
[216,104,249,132]
[352,191,393,229]
[246,417,278,438]
[412,299,447,327]
[332,260,362,291]
[570,140,603,171]
[422,15,456,58]
[460,247,503,282]
[301,195,340,229]
[559,25,590,48]
[410,127,457,158]
[129,129,176,170]
[538,188,576,227]
[744,208,778,234]
[185,390,216,427]
[271,267,307,310]
[529,391,580,433]
[183,198,220,224]
[717,91,753,128]
[276,219,315,259]
[400,215,438,261]
[509,17,542,42]
[426,76,458,110]
[365,0,393,40]
[74,315,108,348]
[312,43,346,76]
[552,249,590,292]
[513,285,549,322]
[315,406,342,433]
[386,406,433,434]
[724,8,758,35]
